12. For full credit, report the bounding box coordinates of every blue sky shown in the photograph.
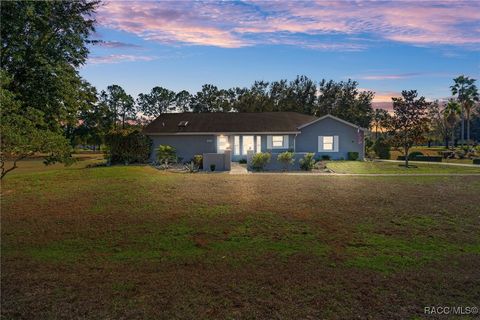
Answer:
[80,0,480,109]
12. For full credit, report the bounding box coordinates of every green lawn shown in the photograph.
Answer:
[327,160,480,174]
[2,153,105,175]
[390,146,479,164]
[1,161,480,319]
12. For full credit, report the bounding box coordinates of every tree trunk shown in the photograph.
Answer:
[461,104,465,147]
[1,154,28,179]
[445,136,449,149]
[404,146,409,168]
[466,110,471,147]
[427,140,432,148]
[451,129,455,149]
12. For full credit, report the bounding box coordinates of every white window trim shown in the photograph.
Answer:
[272,136,284,148]
[318,135,339,152]
[323,136,333,151]
[268,135,289,149]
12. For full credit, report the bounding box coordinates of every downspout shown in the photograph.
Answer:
[294,133,298,152]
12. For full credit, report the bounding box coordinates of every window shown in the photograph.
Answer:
[323,136,334,151]
[272,136,284,148]
[256,136,262,153]
[234,136,240,155]
[242,136,254,155]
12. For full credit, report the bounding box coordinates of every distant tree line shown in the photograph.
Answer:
[78,75,479,154]
[71,77,375,148]
[1,0,479,177]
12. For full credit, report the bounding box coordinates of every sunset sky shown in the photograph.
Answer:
[81,0,480,109]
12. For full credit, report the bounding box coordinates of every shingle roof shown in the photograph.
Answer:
[143,112,318,134]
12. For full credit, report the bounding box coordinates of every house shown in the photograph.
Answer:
[144,112,366,163]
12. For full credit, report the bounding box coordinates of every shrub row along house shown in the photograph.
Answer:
[144,112,366,167]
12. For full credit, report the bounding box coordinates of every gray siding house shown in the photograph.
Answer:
[144,112,365,162]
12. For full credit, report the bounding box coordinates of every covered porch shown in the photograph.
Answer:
[216,134,293,161]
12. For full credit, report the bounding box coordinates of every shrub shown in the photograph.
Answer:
[104,129,151,165]
[156,145,177,168]
[347,152,359,161]
[299,153,316,171]
[321,155,331,161]
[210,164,216,172]
[192,154,203,169]
[277,151,295,171]
[373,137,391,159]
[184,161,198,173]
[239,158,247,164]
[408,151,423,159]
[251,152,271,171]
[473,158,480,165]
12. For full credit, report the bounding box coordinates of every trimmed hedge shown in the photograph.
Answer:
[408,151,423,159]
[105,129,151,164]
[397,155,442,162]
[347,152,359,161]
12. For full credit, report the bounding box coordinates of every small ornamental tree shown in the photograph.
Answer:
[277,151,295,171]
[156,145,177,167]
[386,90,430,168]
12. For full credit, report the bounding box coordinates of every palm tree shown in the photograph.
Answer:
[444,100,461,149]
[450,76,479,147]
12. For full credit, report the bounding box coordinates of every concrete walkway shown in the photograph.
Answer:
[377,159,479,167]
[230,162,249,174]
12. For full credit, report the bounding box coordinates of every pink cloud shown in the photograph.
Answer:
[98,1,249,48]
[96,1,480,49]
